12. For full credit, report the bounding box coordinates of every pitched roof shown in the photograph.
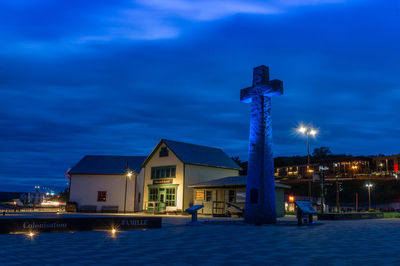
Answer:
[142,139,241,170]
[189,175,290,189]
[69,155,147,175]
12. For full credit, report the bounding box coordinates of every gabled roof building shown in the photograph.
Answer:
[69,155,146,213]
[142,139,241,212]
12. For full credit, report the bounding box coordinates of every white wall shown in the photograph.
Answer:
[135,169,144,212]
[69,173,140,212]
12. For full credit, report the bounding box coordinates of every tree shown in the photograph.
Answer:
[231,156,248,176]
[312,146,332,159]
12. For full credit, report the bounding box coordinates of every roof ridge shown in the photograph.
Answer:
[83,155,147,157]
[162,139,224,151]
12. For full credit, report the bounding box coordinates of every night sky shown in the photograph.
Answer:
[1,0,399,192]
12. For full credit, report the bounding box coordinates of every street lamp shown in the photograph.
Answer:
[351,165,358,178]
[366,183,373,210]
[124,165,133,213]
[297,124,318,202]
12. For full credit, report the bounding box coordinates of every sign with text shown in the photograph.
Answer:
[153,179,173,185]
[0,216,162,234]
[295,201,317,214]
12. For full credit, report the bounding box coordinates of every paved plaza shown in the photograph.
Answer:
[1,216,400,265]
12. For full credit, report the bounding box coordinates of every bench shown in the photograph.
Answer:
[101,206,119,213]
[79,205,97,213]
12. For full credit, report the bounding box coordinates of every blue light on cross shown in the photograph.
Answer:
[240,65,283,103]
[241,65,283,225]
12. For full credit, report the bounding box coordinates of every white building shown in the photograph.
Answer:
[68,139,288,216]
[142,139,241,212]
[69,155,146,212]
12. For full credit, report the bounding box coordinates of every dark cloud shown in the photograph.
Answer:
[1,0,399,191]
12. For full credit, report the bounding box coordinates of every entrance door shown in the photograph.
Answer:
[158,188,166,212]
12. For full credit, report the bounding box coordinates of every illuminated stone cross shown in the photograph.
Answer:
[240,65,283,224]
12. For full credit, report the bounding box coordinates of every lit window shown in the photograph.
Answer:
[195,190,205,201]
[97,191,107,202]
[149,188,158,201]
[166,188,176,206]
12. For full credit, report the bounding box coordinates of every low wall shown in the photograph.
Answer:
[0,215,162,234]
[318,212,384,220]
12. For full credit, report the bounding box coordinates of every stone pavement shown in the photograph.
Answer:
[1,216,400,265]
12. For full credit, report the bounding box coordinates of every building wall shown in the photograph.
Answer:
[184,164,239,210]
[193,186,286,217]
[143,143,184,211]
[69,173,140,212]
[135,169,145,212]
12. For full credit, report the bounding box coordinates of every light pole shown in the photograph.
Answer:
[334,163,340,213]
[366,183,373,210]
[297,125,318,202]
[124,164,133,213]
[351,165,358,178]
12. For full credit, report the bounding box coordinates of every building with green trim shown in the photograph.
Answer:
[142,139,241,212]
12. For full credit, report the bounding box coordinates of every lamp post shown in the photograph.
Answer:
[124,164,133,213]
[351,165,358,178]
[297,125,318,202]
[366,183,373,210]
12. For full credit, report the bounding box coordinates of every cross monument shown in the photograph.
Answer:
[240,65,283,224]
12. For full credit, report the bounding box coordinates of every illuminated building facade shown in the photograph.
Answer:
[274,154,400,180]
[142,139,241,212]
[189,176,290,217]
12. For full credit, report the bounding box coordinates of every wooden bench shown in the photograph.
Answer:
[101,206,119,213]
[79,205,97,213]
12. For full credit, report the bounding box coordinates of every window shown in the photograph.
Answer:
[97,191,107,202]
[149,188,158,201]
[151,166,176,179]
[236,192,246,203]
[159,147,169,157]
[138,192,141,203]
[166,188,176,206]
[206,191,212,201]
[228,190,235,202]
[195,190,205,201]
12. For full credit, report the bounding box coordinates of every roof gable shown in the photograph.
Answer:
[69,155,147,175]
[142,139,241,170]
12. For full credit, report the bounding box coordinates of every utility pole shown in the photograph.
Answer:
[320,170,325,214]
[336,181,340,213]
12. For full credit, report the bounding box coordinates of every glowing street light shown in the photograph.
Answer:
[297,124,318,202]
[366,183,373,210]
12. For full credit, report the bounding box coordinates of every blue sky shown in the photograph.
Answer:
[0,0,399,191]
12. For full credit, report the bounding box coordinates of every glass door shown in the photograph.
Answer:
[158,188,166,212]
